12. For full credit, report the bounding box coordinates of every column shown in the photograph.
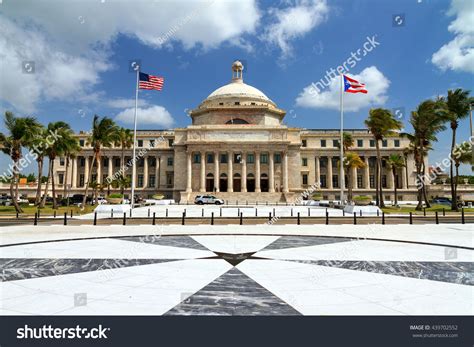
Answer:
[315,156,320,188]
[84,156,90,186]
[214,152,220,192]
[352,166,358,189]
[401,167,407,189]
[200,151,206,192]
[156,155,161,189]
[144,156,149,188]
[186,152,192,192]
[387,166,394,189]
[269,152,275,193]
[108,157,113,181]
[241,152,247,192]
[282,151,289,193]
[72,157,77,188]
[97,157,101,183]
[228,151,233,192]
[327,156,333,189]
[364,157,370,189]
[255,151,261,192]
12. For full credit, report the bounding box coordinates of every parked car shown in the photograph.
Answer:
[194,195,224,205]
[431,197,463,208]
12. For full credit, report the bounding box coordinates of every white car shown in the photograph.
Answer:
[194,195,224,205]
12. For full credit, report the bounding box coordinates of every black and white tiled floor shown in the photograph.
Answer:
[0,235,473,315]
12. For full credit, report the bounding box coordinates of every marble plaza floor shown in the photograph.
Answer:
[0,224,472,315]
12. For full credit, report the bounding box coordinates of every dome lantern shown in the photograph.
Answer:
[231,60,244,83]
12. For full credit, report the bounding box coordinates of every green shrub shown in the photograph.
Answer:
[108,193,124,199]
[353,195,372,201]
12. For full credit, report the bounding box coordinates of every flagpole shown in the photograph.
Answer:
[130,68,139,209]
[340,74,345,205]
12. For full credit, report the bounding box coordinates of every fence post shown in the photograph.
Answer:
[325,211,329,225]
[297,212,300,225]
[220,208,222,217]
[240,212,243,225]
[382,212,385,225]
[54,210,56,218]
[166,208,168,218]
[291,208,293,217]
[461,208,465,224]
[308,207,310,217]
[70,209,73,218]
[184,208,186,217]
[255,208,257,217]
[123,212,126,225]
[34,212,38,226]
[342,210,345,217]
[353,212,357,225]
[202,208,204,217]
[268,212,271,222]
[93,212,97,226]
[238,208,240,216]
[64,212,67,226]
[182,211,185,225]
[423,208,426,217]
[435,211,439,224]
[211,212,214,225]
[409,212,413,225]
[273,208,275,217]
[148,208,150,218]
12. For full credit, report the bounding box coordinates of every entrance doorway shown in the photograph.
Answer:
[247,173,255,192]
[219,173,228,192]
[260,173,269,192]
[206,173,214,192]
[233,173,241,192]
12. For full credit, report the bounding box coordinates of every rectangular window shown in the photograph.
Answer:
[332,175,339,188]
[234,153,242,163]
[149,175,156,188]
[370,139,375,147]
[302,139,307,147]
[321,139,326,147]
[394,139,400,147]
[167,157,173,166]
[168,139,174,147]
[137,140,143,147]
[382,175,387,188]
[59,157,65,166]
[247,154,254,164]
[138,158,144,167]
[302,158,308,166]
[193,154,201,164]
[220,154,228,163]
[260,153,268,164]
[382,140,388,147]
[79,139,85,146]
[357,175,363,188]
[103,158,108,167]
[149,157,156,167]
[80,158,85,167]
[320,158,327,168]
[320,175,327,188]
[357,139,363,147]
[331,158,338,167]
[137,174,144,188]
[274,153,281,164]
[166,172,174,186]
[302,174,308,185]
[79,174,84,187]
[58,173,64,184]
[115,158,120,167]
[207,153,214,164]
[332,139,339,148]
[370,175,375,188]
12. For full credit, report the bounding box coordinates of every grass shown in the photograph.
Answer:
[382,204,474,214]
[0,204,96,216]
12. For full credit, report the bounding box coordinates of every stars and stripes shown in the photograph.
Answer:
[343,75,367,94]
[139,72,164,91]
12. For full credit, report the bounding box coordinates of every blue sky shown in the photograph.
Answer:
[0,0,473,174]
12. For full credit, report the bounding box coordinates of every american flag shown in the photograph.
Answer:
[139,72,164,91]
[343,75,367,94]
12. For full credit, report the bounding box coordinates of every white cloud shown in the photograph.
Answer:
[431,0,474,73]
[295,66,390,112]
[262,0,329,57]
[115,105,174,128]
[0,0,261,112]
[107,98,150,109]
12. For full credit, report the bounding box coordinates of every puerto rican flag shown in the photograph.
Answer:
[343,75,367,94]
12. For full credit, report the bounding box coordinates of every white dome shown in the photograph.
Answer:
[206,81,272,102]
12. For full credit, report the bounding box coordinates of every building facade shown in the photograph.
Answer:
[45,61,429,203]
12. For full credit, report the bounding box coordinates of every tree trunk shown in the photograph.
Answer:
[10,159,22,213]
[39,160,52,208]
[51,159,57,209]
[455,163,460,208]
[35,158,43,206]
[450,125,457,210]
[82,154,96,207]
[421,159,431,208]
[375,140,384,207]
[393,169,398,206]
[404,156,409,189]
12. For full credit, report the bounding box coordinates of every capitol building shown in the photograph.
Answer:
[56,61,422,203]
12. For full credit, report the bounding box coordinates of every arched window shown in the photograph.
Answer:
[220,173,228,179]
[233,173,241,178]
[226,118,249,124]
[206,173,214,178]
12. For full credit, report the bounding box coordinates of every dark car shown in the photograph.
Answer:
[432,197,463,207]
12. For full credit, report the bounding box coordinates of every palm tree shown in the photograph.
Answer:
[82,115,119,207]
[111,175,131,195]
[40,122,75,209]
[402,147,411,190]
[386,154,405,206]
[115,127,133,179]
[27,125,47,206]
[63,136,81,203]
[365,108,403,208]
[342,152,365,202]
[0,112,42,213]
[453,142,472,199]
[402,99,447,210]
[445,89,471,210]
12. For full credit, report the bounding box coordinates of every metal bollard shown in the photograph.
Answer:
[255,208,257,217]
[435,211,439,224]
[273,208,275,217]
[111,209,114,218]
[70,209,73,218]
[238,208,240,216]
[443,208,445,217]
[325,211,329,225]
[297,212,300,225]
[166,208,168,218]
[343,210,345,217]
[382,212,385,225]
[360,210,362,217]
[54,210,56,218]
[184,208,186,217]
[291,208,293,217]
[182,212,185,225]
[202,208,204,217]
[64,212,67,226]
[409,212,413,225]
[268,212,272,222]
[353,212,357,225]
[148,208,150,218]
[220,208,222,217]
[423,208,426,217]
[37,209,40,218]
[123,212,126,225]
[152,212,156,225]
[461,208,465,224]
[211,212,214,225]
[34,212,38,226]
[308,208,310,217]
[377,210,379,217]
[240,212,243,225]
[93,212,97,225]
